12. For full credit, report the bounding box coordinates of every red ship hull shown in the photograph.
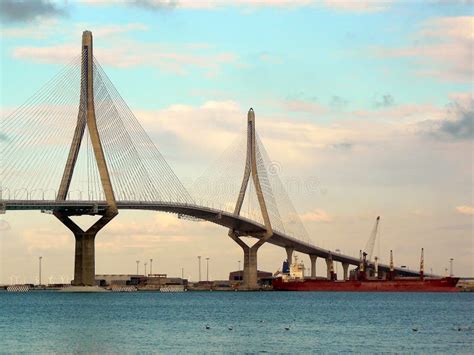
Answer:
[272,277,460,292]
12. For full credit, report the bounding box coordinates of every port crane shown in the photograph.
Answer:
[364,216,380,262]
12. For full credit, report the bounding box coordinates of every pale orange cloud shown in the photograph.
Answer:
[456,205,474,215]
[300,209,333,222]
[21,228,70,253]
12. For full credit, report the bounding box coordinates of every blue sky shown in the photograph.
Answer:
[0,0,472,283]
[1,1,471,111]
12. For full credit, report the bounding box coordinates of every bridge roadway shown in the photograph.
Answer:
[1,199,421,277]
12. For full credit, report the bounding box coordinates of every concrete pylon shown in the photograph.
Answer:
[285,246,294,266]
[228,108,273,290]
[325,258,332,279]
[54,31,117,286]
[325,256,336,280]
[309,255,317,279]
[342,263,349,281]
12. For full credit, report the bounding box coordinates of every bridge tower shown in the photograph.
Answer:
[54,31,118,287]
[228,108,273,290]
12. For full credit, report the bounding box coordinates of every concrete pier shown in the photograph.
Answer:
[286,246,294,266]
[309,255,317,278]
[342,263,349,281]
[243,246,258,289]
[228,232,262,290]
[325,258,334,280]
[55,213,115,286]
[73,233,95,286]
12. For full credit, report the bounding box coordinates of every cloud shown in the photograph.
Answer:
[0,220,11,231]
[330,96,349,109]
[1,21,147,40]
[133,97,461,170]
[0,0,66,24]
[456,205,474,215]
[1,18,60,39]
[94,213,215,253]
[283,99,327,114]
[374,94,395,108]
[131,0,178,10]
[421,95,474,141]
[21,228,70,253]
[323,0,392,13]
[375,16,473,82]
[300,209,333,222]
[437,223,472,231]
[437,107,473,140]
[330,142,353,151]
[80,0,313,9]
[90,23,149,37]
[12,45,78,64]
[80,0,391,12]
[411,209,430,217]
[12,39,238,76]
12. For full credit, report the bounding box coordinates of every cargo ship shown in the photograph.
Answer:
[272,249,460,292]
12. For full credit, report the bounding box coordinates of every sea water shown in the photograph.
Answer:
[0,291,472,353]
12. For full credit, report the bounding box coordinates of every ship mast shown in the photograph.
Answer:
[420,248,424,280]
[388,250,394,280]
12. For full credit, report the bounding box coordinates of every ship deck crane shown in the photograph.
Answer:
[364,216,380,262]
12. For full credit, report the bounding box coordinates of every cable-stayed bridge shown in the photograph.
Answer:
[0,31,420,289]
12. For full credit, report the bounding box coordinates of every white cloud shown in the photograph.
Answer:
[2,21,148,40]
[375,16,474,82]
[1,18,60,39]
[12,44,78,64]
[12,39,239,76]
[323,0,392,13]
[87,23,149,37]
[79,0,392,12]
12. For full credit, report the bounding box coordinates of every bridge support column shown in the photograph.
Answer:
[325,258,335,280]
[243,246,258,289]
[55,212,115,286]
[285,246,294,266]
[228,232,263,290]
[309,255,317,279]
[342,263,349,281]
[73,232,96,286]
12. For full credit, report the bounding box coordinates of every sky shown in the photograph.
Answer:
[0,0,473,284]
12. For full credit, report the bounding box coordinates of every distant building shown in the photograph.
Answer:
[229,270,272,282]
[95,274,136,286]
[95,274,187,288]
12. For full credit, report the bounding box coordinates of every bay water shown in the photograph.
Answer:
[0,291,472,353]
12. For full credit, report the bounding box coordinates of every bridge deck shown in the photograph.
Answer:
[1,199,421,277]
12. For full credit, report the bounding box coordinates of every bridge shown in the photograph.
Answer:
[0,31,421,289]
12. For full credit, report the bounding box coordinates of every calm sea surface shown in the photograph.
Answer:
[0,291,472,353]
